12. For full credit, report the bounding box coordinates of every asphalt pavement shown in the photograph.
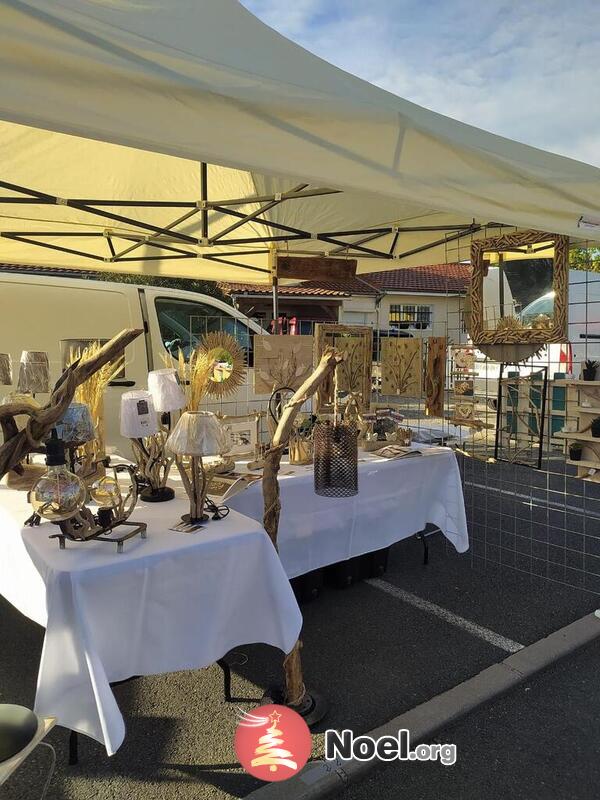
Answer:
[1,535,598,800]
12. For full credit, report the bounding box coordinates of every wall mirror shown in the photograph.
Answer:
[469,230,568,346]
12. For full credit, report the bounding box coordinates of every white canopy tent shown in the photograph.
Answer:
[1,0,600,284]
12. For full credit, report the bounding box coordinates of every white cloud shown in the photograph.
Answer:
[242,0,600,166]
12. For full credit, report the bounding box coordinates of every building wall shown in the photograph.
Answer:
[377,293,464,340]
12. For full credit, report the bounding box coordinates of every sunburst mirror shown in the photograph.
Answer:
[198,332,247,399]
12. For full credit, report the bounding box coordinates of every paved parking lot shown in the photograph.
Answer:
[1,535,598,799]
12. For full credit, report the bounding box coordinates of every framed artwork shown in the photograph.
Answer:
[380,338,422,397]
[253,335,314,394]
[314,324,373,412]
[218,412,262,456]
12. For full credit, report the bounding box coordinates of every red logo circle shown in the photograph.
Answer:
[234,703,312,782]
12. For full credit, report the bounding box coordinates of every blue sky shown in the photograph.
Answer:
[243,1,600,166]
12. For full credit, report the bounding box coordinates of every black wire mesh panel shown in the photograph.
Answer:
[313,421,358,498]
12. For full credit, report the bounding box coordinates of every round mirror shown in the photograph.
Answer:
[210,347,234,383]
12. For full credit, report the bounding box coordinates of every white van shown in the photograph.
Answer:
[0,272,268,455]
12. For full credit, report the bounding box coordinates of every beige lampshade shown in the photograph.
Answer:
[0,354,12,385]
[166,411,229,457]
[17,351,50,393]
[120,390,159,438]
[148,368,186,412]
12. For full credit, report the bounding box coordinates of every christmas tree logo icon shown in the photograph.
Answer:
[235,704,312,782]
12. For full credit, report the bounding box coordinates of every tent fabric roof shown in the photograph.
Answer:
[0,0,599,284]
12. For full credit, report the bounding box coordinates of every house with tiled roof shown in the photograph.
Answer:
[220,263,470,338]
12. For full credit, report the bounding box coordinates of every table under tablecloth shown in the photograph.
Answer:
[0,488,302,755]
[229,447,469,578]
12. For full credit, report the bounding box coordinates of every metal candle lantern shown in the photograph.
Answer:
[17,351,50,394]
[313,421,358,498]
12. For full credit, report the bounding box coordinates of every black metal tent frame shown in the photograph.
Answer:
[0,166,506,279]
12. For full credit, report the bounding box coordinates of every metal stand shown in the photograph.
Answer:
[67,660,233,764]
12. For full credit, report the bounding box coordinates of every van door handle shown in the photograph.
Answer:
[108,380,136,387]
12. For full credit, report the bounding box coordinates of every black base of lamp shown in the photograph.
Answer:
[261,685,329,727]
[181,512,210,524]
[140,486,175,503]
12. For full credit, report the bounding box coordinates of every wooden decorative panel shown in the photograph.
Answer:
[425,336,447,416]
[253,335,314,394]
[314,324,373,411]
[380,338,423,397]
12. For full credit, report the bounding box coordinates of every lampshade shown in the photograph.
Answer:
[0,354,12,385]
[148,368,186,412]
[17,351,50,394]
[53,402,95,446]
[120,390,159,438]
[166,411,229,457]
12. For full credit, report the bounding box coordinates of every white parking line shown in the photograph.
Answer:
[366,578,524,653]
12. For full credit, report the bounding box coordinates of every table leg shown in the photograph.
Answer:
[217,658,232,702]
[68,730,78,766]
[416,531,429,565]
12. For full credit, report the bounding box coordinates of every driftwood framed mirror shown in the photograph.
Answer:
[470,230,568,346]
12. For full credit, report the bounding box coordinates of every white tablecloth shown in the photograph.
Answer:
[0,487,302,755]
[229,448,469,578]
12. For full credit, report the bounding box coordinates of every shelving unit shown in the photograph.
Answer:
[556,380,600,480]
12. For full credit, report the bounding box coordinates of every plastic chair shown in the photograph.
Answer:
[0,705,56,799]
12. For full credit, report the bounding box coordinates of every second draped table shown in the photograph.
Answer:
[229,447,469,578]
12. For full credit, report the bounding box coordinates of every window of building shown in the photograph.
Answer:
[389,304,432,330]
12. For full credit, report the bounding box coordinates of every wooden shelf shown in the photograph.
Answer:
[554,379,600,386]
[567,458,600,469]
[556,431,600,443]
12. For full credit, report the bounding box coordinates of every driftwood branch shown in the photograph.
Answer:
[0,328,143,478]
[261,346,344,709]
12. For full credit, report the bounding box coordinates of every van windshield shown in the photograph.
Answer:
[520,291,555,326]
[155,297,252,363]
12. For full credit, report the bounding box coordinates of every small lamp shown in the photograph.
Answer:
[166,411,229,523]
[52,401,96,474]
[17,351,50,395]
[0,354,12,386]
[30,431,87,522]
[120,391,174,502]
[148,368,185,426]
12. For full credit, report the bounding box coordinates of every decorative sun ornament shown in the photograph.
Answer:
[198,332,247,399]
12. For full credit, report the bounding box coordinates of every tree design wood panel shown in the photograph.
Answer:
[470,230,568,345]
[253,335,314,394]
[425,336,447,416]
[381,338,423,397]
[314,324,373,411]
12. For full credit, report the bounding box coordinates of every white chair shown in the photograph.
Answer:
[0,705,56,799]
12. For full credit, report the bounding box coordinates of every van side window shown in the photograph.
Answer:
[154,298,253,365]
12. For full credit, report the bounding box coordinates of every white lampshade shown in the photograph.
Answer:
[120,390,159,438]
[17,351,50,393]
[166,411,229,457]
[0,354,12,385]
[148,368,186,412]
[54,402,95,445]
